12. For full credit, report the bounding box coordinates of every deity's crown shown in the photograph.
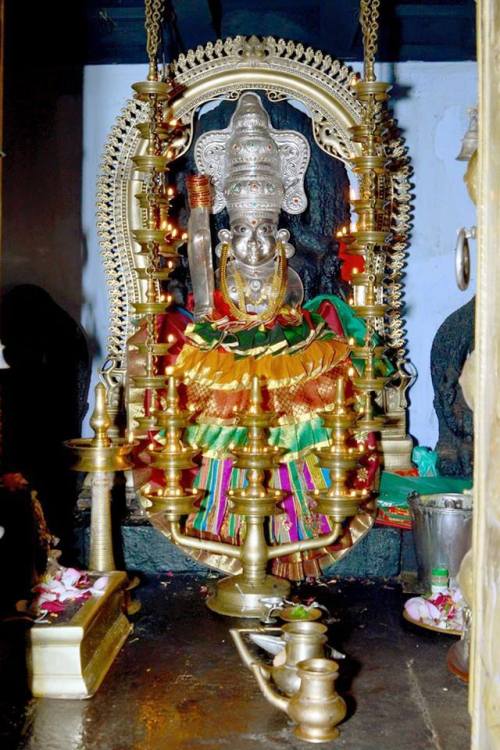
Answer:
[195,92,310,220]
[224,94,283,219]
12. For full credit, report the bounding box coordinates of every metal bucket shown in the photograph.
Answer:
[408,492,473,590]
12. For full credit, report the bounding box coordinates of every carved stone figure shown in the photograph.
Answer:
[431,297,475,477]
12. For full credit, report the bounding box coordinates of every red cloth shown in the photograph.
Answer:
[338,239,365,282]
[316,300,345,337]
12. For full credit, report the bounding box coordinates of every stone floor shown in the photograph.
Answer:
[0,575,470,750]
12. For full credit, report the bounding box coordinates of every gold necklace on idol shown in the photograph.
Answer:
[219,241,288,324]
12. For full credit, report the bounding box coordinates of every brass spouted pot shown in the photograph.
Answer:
[253,657,347,743]
[231,622,327,696]
[267,622,328,695]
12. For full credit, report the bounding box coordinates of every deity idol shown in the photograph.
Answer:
[148,93,380,580]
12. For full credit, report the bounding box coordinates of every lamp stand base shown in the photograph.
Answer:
[207,573,290,619]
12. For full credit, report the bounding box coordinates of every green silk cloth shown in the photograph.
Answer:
[187,309,332,357]
[304,295,395,377]
[186,416,329,462]
[378,473,473,511]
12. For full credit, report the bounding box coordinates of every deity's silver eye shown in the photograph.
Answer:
[256,223,273,237]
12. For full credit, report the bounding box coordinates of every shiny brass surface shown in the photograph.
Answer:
[66,383,135,572]
[352,347,388,394]
[207,575,291,619]
[353,80,391,101]
[88,472,117,572]
[350,272,383,289]
[132,228,167,245]
[148,376,344,618]
[136,121,172,141]
[132,301,168,315]
[349,123,380,143]
[157,243,181,258]
[126,33,184,438]
[231,621,328,696]
[350,197,385,214]
[134,342,172,356]
[133,414,159,433]
[343,4,409,470]
[66,383,133,474]
[28,572,132,699]
[251,657,347,743]
[351,154,387,173]
[131,374,167,390]
[135,267,174,281]
[142,377,202,518]
[352,302,388,318]
[351,344,385,359]
[312,377,367,524]
[131,154,169,173]
[132,80,171,100]
[351,229,391,246]
[357,391,385,434]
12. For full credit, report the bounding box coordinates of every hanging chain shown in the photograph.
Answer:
[144,0,165,77]
[360,0,380,82]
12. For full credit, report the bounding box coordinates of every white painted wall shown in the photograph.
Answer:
[82,61,477,445]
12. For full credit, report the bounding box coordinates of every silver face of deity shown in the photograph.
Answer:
[231,218,277,266]
[193,92,310,311]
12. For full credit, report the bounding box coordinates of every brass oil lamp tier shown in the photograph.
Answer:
[352,331,388,436]
[142,376,346,619]
[66,382,134,572]
[313,377,368,521]
[125,0,188,441]
[142,376,203,519]
[340,2,393,446]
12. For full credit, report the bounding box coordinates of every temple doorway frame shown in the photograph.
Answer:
[469,0,500,746]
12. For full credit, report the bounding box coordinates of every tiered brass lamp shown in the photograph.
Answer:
[142,376,203,519]
[313,377,369,521]
[127,4,186,440]
[143,376,350,619]
[66,383,134,572]
[353,335,389,436]
[341,0,392,436]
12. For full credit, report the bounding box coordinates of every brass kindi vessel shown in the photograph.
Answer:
[231,621,328,696]
[252,657,347,743]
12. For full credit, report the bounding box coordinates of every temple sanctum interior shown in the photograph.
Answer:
[1,2,499,749]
